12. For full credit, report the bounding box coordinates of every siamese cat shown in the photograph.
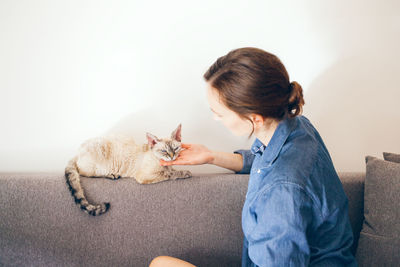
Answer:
[65,124,191,216]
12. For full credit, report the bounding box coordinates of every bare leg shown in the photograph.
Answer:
[149,256,196,267]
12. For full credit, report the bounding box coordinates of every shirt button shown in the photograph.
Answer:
[257,169,261,173]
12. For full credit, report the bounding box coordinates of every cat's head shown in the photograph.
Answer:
[146,124,183,162]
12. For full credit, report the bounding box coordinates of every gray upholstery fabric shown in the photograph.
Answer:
[355,156,400,266]
[383,152,400,163]
[0,172,365,267]
[339,172,365,256]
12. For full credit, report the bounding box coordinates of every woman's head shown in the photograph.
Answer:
[204,47,305,138]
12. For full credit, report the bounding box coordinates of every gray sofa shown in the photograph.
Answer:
[0,172,364,266]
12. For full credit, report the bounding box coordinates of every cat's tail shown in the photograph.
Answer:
[64,156,110,216]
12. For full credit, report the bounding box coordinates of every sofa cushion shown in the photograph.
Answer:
[383,152,400,163]
[355,156,400,266]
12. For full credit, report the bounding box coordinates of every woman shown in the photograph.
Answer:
[149,47,357,266]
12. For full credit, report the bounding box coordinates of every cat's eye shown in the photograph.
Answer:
[161,149,167,153]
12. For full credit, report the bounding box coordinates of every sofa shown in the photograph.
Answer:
[0,171,365,266]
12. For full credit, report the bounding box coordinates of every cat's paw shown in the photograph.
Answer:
[182,170,192,178]
[106,174,121,180]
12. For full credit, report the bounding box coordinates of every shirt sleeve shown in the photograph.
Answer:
[246,182,315,267]
[233,149,255,174]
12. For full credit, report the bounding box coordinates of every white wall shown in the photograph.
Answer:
[0,0,399,173]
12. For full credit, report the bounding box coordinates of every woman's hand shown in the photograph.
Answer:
[160,143,214,166]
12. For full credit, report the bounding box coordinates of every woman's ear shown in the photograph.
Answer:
[249,114,265,129]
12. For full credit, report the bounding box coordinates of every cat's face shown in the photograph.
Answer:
[146,124,183,162]
[152,140,182,161]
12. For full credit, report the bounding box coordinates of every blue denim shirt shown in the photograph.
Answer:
[234,115,357,267]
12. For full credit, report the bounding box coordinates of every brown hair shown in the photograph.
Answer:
[203,47,305,137]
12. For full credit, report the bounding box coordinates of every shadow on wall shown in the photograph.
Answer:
[106,52,400,174]
[104,103,254,174]
[303,54,400,172]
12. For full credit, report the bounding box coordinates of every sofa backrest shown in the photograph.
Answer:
[0,172,364,267]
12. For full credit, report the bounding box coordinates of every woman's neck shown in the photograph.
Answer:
[254,119,280,148]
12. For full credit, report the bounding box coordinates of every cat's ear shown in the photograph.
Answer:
[171,123,182,142]
[146,133,159,148]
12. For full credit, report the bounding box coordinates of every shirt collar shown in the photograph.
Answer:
[250,115,298,164]
[250,138,266,154]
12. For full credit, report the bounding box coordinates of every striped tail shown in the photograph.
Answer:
[64,157,110,216]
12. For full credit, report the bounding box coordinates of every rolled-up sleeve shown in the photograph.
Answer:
[246,182,316,266]
[233,149,255,174]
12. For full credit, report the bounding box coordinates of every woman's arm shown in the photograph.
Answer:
[210,150,243,173]
[160,143,244,173]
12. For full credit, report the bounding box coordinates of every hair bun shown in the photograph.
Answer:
[287,81,305,117]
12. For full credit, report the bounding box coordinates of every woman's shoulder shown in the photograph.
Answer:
[282,115,332,171]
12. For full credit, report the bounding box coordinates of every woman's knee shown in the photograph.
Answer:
[149,256,196,267]
[149,256,166,267]
[149,256,179,267]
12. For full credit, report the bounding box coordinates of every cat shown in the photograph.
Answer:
[64,124,192,216]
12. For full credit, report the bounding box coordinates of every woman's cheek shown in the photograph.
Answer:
[236,119,254,136]
[225,117,251,136]
[213,114,222,121]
